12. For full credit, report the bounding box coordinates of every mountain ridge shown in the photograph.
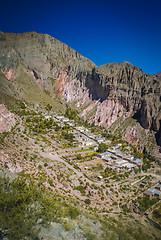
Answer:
[0,31,160,159]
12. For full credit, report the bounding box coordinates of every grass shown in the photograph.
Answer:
[75,148,92,153]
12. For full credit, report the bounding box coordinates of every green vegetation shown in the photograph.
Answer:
[45,103,52,112]
[85,198,91,204]
[26,116,54,133]
[65,107,78,120]
[61,131,75,142]
[97,143,107,153]
[76,154,82,160]
[75,148,92,152]
[0,176,80,240]
[137,196,158,212]
[74,185,86,195]
[152,206,161,225]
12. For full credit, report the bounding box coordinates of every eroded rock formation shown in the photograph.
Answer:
[0,31,160,156]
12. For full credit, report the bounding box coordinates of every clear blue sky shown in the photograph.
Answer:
[0,0,161,74]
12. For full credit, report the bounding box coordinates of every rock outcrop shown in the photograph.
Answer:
[0,104,16,133]
[0,31,161,156]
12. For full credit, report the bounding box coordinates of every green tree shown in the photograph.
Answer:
[46,104,52,113]
[98,143,107,153]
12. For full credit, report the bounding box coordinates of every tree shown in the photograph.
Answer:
[76,154,82,160]
[98,143,107,153]
[85,198,91,204]
[65,107,77,120]
[46,104,52,113]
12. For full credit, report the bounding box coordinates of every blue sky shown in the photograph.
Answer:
[0,0,161,74]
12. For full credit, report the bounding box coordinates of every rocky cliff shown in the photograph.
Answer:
[0,31,160,157]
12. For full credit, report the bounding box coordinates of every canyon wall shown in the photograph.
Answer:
[0,31,161,156]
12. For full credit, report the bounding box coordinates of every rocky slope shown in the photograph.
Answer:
[0,31,161,157]
[0,104,16,132]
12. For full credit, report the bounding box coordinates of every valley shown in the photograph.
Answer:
[0,31,161,239]
[0,103,161,239]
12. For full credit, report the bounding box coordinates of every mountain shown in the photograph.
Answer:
[0,31,161,159]
[155,71,161,79]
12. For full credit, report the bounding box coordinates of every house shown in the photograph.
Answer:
[93,146,98,151]
[45,115,51,120]
[124,156,134,162]
[114,143,122,148]
[144,190,154,198]
[103,140,111,144]
[120,163,136,170]
[56,116,64,120]
[82,136,89,142]
[116,152,127,158]
[155,184,161,191]
[104,157,112,162]
[95,135,102,140]
[98,152,111,158]
[140,182,147,187]
[133,158,142,166]
[90,135,98,139]
[74,126,84,132]
[68,122,74,126]
[114,159,128,166]
[98,175,103,181]
[153,189,161,198]
[83,140,95,146]
[110,155,118,160]
[144,187,161,199]
[97,138,105,143]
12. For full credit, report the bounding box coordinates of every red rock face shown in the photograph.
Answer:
[0,104,16,133]
[124,127,139,147]
[2,68,15,80]
[94,99,124,129]
[54,72,67,97]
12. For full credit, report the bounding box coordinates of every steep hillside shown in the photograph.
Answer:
[64,61,161,155]
[0,31,161,158]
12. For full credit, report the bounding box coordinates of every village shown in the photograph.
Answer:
[1,107,160,227]
[45,113,161,193]
[51,113,143,171]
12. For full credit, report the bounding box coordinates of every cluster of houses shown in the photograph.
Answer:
[45,114,109,147]
[144,184,161,199]
[45,114,143,172]
[98,144,142,171]
[73,126,111,147]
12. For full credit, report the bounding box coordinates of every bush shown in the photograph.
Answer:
[38,165,42,170]
[85,199,91,204]
[98,143,107,153]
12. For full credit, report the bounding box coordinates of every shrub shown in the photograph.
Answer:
[85,199,91,204]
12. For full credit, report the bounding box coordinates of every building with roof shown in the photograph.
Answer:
[98,175,103,181]
[156,184,161,191]
[103,140,111,144]
[97,138,105,143]
[119,163,136,170]
[116,152,127,158]
[144,187,161,199]
[98,152,111,158]
[133,158,142,166]
[123,156,134,162]
[83,140,95,146]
